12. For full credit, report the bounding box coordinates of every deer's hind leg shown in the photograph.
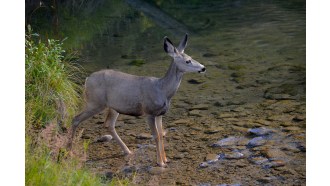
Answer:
[68,104,105,149]
[106,108,132,155]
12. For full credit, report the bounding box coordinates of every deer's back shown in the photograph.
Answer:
[85,69,165,116]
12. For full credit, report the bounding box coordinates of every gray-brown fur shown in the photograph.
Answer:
[68,34,205,167]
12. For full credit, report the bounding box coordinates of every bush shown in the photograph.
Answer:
[25,30,131,186]
[25,30,82,129]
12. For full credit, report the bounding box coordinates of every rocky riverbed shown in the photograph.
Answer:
[75,57,305,185]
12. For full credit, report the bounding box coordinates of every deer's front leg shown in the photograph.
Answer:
[156,116,168,163]
[148,115,165,167]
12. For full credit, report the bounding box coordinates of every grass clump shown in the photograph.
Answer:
[25,31,131,185]
[25,29,82,129]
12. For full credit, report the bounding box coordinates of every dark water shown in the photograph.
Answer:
[71,0,306,185]
[79,0,305,72]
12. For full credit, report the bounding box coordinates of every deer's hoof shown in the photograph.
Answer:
[124,150,133,156]
[157,162,166,167]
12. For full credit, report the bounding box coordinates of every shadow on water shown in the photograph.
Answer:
[28,0,306,185]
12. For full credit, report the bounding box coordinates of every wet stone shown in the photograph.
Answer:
[190,104,209,110]
[204,127,225,134]
[257,176,276,183]
[173,153,185,159]
[199,162,209,168]
[263,160,286,169]
[95,135,113,143]
[211,136,242,147]
[217,113,234,118]
[136,133,152,139]
[205,153,220,162]
[283,126,301,132]
[247,137,267,147]
[189,110,203,117]
[148,167,169,175]
[248,127,274,136]
[261,148,287,160]
[224,151,245,159]
[249,156,269,165]
[173,119,191,125]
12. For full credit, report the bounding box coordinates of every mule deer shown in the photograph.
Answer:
[68,34,205,167]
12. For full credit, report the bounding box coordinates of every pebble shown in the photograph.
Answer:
[173,119,191,125]
[224,151,245,159]
[136,133,153,139]
[232,126,248,133]
[247,137,267,147]
[217,113,234,118]
[189,110,203,117]
[211,136,241,147]
[283,126,301,132]
[173,153,185,159]
[190,104,209,110]
[95,135,113,142]
[257,176,276,183]
[261,148,287,160]
[205,153,220,162]
[148,167,169,175]
[248,127,274,136]
[199,162,209,168]
[204,127,225,134]
[249,156,269,165]
[263,160,286,168]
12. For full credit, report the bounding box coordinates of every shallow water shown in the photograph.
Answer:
[75,0,305,185]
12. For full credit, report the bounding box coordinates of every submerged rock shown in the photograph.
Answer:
[224,151,245,159]
[199,162,209,168]
[95,135,113,142]
[211,136,240,147]
[204,127,225,134]
[189,110,203,117]
[249,156,269,165]
[248,127,274,136]
[263,160,286,168]
[148,166,169,175]
[190,104,209,110]
[136,133,153,139]
[205,153,220,163]
[247,137,267,147]
[261,148,287,160]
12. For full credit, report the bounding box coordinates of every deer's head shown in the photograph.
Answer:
[164,34,206,73]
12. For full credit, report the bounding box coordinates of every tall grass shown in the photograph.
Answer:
[25,31,130,185]
[25,29,82,129]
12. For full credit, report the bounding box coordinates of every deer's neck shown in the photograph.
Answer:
[159,61,184,99]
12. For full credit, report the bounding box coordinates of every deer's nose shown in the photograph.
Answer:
[198,67,206,73]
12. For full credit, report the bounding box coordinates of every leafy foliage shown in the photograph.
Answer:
[25,29,82,128]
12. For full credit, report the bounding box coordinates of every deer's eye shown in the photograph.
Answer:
[186,60,191,64]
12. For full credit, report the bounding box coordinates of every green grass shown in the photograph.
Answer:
[25,29,83,129]
[25,137,130,186]
[25,31,130,185]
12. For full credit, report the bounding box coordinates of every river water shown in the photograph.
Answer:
[73,0,306,185]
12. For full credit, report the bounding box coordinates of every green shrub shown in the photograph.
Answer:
[25,31,82,129]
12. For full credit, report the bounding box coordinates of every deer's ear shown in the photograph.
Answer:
[177,33,188,53]
[164,37,178,57]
